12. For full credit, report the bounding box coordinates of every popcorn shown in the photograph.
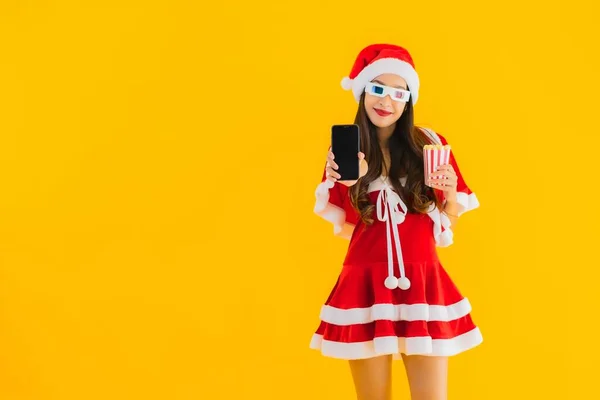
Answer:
[423,144,451,186]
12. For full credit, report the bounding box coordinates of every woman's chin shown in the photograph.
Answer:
[370,117,397,129]
[367,111,400,128]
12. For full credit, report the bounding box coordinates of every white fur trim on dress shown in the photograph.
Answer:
[367,176,407,193]
[314,181,355,240]
[427,204,454,247]
[343,58,420,105]
[456,192,480,216]
[319,297,472,326]
[310,327,483,359]
[420,127,442,145]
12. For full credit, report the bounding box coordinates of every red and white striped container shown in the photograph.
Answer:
[424,144,451,186]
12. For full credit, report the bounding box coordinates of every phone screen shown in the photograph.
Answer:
[331,124,360,181]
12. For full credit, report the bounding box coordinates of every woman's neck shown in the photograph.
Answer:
[377,124,395,149]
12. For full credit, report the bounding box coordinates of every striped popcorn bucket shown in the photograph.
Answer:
[423,144,451,187]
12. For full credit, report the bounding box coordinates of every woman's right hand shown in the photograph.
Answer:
[326,149,368,187]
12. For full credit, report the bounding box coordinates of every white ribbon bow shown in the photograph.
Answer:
[376,185,411,290]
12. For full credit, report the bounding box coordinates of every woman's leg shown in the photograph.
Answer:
[348,355,393,400]
[401,354,448,400]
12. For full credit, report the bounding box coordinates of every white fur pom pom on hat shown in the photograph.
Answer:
[341,77,353,90]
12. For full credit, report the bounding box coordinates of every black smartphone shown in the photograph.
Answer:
[331,124,360,181]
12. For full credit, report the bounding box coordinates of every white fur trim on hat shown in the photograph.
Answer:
[346,58,420,105]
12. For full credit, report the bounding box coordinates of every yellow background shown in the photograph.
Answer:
[1,1,598,399]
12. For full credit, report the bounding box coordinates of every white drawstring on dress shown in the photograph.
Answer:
[375,178,410,290]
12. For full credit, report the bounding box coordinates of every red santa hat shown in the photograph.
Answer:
[341,44,420,105]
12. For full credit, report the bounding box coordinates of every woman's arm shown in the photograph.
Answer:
[442,198,459,228]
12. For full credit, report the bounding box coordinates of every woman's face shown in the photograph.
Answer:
[364,73,409,129]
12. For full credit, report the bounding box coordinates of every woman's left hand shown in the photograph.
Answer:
[428,164,458,201]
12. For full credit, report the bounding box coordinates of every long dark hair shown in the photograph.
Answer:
[349,91,442,225]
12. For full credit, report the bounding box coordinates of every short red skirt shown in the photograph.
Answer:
[310,193,482,360]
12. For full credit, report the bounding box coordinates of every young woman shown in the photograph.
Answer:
[310,44,482,400]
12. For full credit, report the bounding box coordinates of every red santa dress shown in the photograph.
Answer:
[309,127,482,360]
